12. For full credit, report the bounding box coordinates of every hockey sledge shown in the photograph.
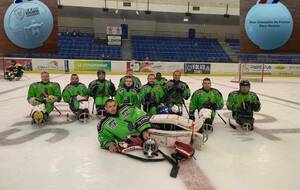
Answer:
[228,117,253,134]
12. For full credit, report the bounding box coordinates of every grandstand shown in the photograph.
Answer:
[226,39,300,64]
[4,34,300,64]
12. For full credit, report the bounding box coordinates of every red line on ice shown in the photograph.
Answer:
[179,159,215,190]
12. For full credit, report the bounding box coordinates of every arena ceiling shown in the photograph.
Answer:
[129,0,239,8]
[58,6,239,25]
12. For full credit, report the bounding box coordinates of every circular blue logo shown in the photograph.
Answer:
[4,0,53,49]
[245,2,293,50]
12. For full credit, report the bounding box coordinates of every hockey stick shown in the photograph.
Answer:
[118,149,179,178]
[217,112,227,124]
[182,100,189,116]
[53,105,62,116]
[28,108,33,118]
[92,98,95,114]
[158,149,179,178]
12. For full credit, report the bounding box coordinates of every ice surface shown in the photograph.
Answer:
[0,74,299,190]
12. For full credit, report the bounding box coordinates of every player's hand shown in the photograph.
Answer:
[108,144,117,153]
[29,97,38,106]
[46,95,56,103]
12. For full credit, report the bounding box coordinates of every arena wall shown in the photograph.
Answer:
[2,58,300,77]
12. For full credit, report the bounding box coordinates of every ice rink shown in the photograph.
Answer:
[0,73,299,190]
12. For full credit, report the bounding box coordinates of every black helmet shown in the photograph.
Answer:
[240,80,250,87]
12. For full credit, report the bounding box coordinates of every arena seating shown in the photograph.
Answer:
[226,39,300,64]
[5,33,122,60]
[132,36,231,62]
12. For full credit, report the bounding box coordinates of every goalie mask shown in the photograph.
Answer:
[143,139,159,158]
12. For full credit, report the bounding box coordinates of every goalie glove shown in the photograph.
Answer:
[171,141,195,161]
[117,136,143,153]
[46,95,57,103]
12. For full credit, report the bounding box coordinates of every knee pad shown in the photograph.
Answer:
[32,111,46,124]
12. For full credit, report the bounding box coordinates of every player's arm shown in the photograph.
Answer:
[250,93,261,112]
[53,83,62,102]
[62,85,72,103]
[226,92,236,111]
[27,83,37,105]
[183,83,191,100]
[214,89,224,110]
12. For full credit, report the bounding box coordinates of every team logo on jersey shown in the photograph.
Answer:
[120,109,130,117]
[108,120,117,129]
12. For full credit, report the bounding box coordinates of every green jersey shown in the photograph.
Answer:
[119,76,142,89]
[164,80,191,107]
[115,86,140,108]
[154,78,167,87]
[62,82,89,112]
[139,83,165,114]
[27,82,61,114]
[88,79,116,106]
[189,88,224,119]
[227,91,261,114]
[97,105,152,149]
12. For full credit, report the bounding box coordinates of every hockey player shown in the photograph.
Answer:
[119,69,141,89]
[88,70,116,116]
[189,78,224,131]
[140,74,165,114]
[154,72,167,87]
[27,72,61,124]
[227,80,261,131]
[4,60,24,81]
[62,74,89,121]
[163,70,191,115]
[97,99,151,152]
[115,76,141,108]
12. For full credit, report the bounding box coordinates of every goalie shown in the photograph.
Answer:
[27,72,61,125]
[4,60,24,81]
[62,74,89,121]
[97,99,151,152]
[227,80,261,131]
[189,78,224,132]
